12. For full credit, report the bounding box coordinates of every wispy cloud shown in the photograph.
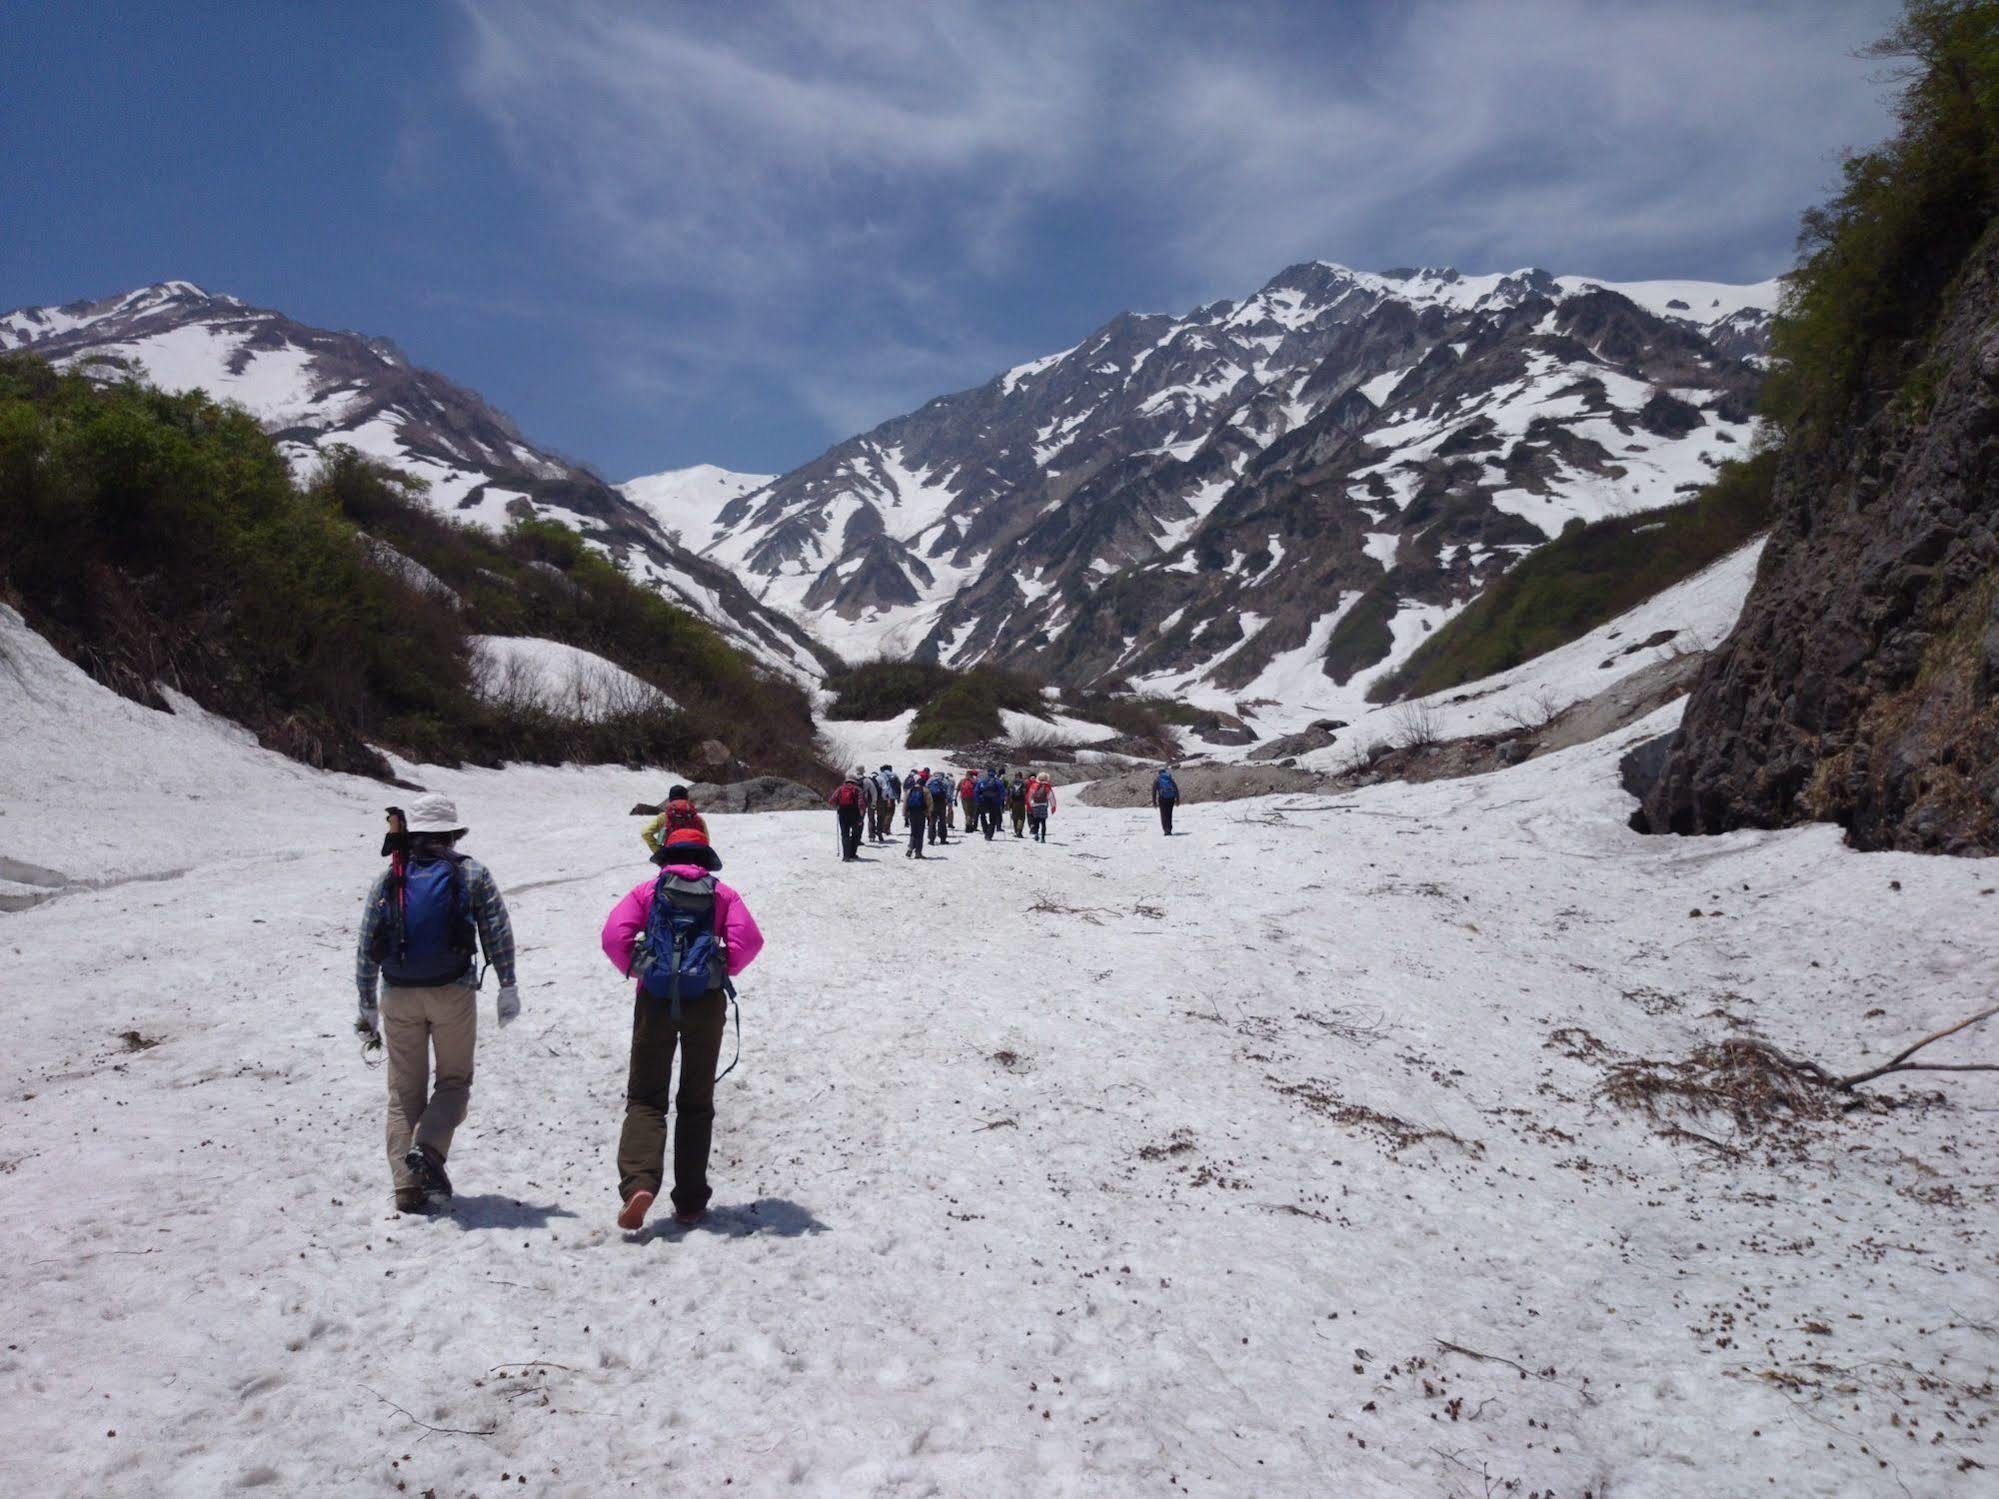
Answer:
[444,0,1901,451]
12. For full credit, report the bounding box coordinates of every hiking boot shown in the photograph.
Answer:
[405,1143,452,1198]
[671,1205,706,1227]
[394,1187,429,1214]
[617,1188,655,1231]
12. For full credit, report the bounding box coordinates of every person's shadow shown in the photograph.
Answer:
[635,1197,827,1243]
[442,1195,579,1232]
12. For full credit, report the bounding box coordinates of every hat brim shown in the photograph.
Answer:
[652,844,722,871]
[405,821,467,836]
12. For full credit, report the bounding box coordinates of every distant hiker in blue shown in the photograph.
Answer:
[354,794,519,1214]
[1151,767,1180,835]
[976,767,1006,839]
[904,771,933,858]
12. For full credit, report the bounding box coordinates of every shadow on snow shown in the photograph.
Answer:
[633,1196,827,1244]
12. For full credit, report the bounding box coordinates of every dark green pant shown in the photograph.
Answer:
[618,988,727,1211]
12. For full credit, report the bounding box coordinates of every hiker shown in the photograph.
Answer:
[859,767,881,841]
[830,769,867,860]
[904,772,933,858]
[926,768,951,845]
[354,794,519,1214]
[640,784,707,858]
[1008,771,1030,838]
[1151,765,1181,834]
[958,770,977,832]
[877,765,901,837]
[1026,772,1056,842]
[601,825,764,1231]
[976,766,1006,839]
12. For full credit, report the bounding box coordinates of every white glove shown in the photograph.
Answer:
[496,984,521,1028]
[356,994,379,1038]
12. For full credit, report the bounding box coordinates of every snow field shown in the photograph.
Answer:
[4,610,1998,1494]
[469,636,675,721]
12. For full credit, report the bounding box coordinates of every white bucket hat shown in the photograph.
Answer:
[404,794,466,835]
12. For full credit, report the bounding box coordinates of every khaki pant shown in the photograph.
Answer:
[618,988,728,1211]
[382,981,477,1191]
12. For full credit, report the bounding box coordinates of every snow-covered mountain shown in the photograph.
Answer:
[664,262,1776,701]
[619,463,774,546]
[0,282,835,680]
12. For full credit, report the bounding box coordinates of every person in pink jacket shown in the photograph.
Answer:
[600,825,765,1231]
[1025,773,1057,843]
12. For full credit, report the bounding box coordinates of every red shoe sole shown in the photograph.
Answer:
[617,1189,655,1230]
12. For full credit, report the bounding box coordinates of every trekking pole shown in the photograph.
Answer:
[714,980,743,1082]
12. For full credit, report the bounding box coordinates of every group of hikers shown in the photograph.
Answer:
[354,787,760,1230]
[350,763,1184,1224]
[828,764,1062,859]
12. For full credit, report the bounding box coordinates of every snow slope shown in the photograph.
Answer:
[2,606,1995,1496]
[1139,538,1766,760]
[469,636,676,720]
[618,464,774,546]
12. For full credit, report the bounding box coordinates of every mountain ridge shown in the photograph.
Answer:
[0,281,838,681]
[641,258,1776,721]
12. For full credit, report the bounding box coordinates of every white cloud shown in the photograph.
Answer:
[446,0,1903,444]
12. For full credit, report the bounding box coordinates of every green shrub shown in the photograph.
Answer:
[1763,1,1999,438]
[825,657,954,720]
[1371,451,1777,702]
[907,666,1047,747]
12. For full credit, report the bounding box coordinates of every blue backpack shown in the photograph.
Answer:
[1155,771,1179,801]
[375,855,477,988]
[906,782,929,815]
[633,872,726,1015]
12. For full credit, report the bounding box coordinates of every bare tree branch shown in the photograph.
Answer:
[1838,1003,1999,1089]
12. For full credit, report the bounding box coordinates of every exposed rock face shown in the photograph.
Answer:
[1248,724,1341,761]
[684,776,827,814]
[0,282,837,681]
[1643,236,1999,854]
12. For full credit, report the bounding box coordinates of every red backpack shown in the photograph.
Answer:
[661,798,701,834]
[835,781,861,810]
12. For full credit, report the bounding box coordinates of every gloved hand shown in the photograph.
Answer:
[356,993,380,1039]
[496,984,521,1028]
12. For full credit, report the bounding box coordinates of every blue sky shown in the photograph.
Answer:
[3,0,1902,480]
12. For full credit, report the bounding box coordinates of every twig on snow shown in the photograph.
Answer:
[1658,1123,1744,1158]
[1837,1004,1999,1090]
[362,1384,497,1438]
[1435,1341,1599,1407]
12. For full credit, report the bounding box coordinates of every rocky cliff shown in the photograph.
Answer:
[1642,231,1999,853]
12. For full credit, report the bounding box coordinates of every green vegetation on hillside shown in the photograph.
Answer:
[825,654,1188,753]
[823,658,954,721]
[909,668,1045,748]
[0,355,825,781]
[1763,1,1999,439]
[824,655,1046,747]
[1370,452,1777,702]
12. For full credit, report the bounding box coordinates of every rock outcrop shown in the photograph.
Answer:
[1642,234,1999,854]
